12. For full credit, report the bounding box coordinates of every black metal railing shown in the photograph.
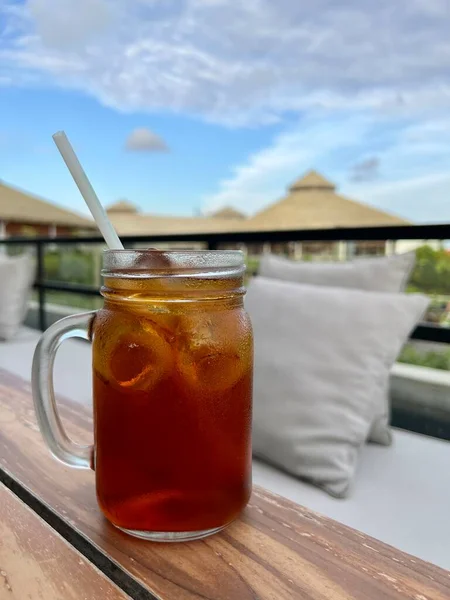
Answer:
[1,222,450,342]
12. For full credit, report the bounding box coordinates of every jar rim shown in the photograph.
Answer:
[102,249,245,279]
[103,249,243,257]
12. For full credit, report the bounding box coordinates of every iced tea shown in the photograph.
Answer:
[91,257,253,538]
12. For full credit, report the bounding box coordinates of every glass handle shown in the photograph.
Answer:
[32,311,96,469]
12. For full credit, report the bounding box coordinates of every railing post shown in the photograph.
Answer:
[207,240,219,251]
[36,242,46,331]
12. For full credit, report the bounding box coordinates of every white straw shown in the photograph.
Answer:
[52,131,123,250]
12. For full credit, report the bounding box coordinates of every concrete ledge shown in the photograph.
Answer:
[390,362,450,440]
[390,362,450,414]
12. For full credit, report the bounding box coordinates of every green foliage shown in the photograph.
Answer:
[399,345,450,371]
[6,244,35,257]
[31,291,102,310]
[245,256,260,276]
[44,252,60,280]
[409,244,450,294]
[44,249,98,285]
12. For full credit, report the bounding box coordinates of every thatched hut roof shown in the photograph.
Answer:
[0,180,94,228]
[247,170,408,231]
[108,212,246,236]
[106,200,139,214]
[289,170,336,191]
[106,169,408,236]
[210,206,246,219]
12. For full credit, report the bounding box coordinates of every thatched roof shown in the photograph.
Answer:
[107,201,246,235]
[109,212,246,236]
[289,170,335,191]
[107,169,408,236]
[210,206,246,219]
[106,200,139,214]
[247,170,408,231]
[0,181,95,228]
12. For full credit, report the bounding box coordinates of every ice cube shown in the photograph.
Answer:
[94,315,173,391]
[134,249,172,271]
[175,314,249,395]
[142,313,179,344]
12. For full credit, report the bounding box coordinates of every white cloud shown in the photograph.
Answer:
[203,113,375,213]
[349,173,450,224]
[341,116,450,222]
[1,0,450,124]
[27,0,112,49]
[125,127,168,152]
[203,112,450,223]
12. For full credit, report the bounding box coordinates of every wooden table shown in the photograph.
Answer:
[0,482,129,599]
[0,367,449,600]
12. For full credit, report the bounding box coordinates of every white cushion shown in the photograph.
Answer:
[253,429,450,571]
[0,254,35,340]
[247,277,429,497]
[260,251,415,293]
[259,251,416,445]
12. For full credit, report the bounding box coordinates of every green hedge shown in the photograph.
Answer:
[399,345,450,371]
[44,249,97,285]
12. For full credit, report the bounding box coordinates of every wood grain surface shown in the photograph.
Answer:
[0,482,129,600]
[0,367,449,600]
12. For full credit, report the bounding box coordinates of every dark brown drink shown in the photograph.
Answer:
[92,261,253,539]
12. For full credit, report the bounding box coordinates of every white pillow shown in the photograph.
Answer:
[260,252,415,292]
[247,277,429,498]
[0,254,35,340]
[259,251,416,445]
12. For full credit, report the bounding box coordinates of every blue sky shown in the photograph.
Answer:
[0,85,276,216]
[1,0,450,222]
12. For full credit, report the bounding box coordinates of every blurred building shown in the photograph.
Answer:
[106,200,247,236]
[107,170,415,258]
[2,171,438,259]
[0,180,95,239]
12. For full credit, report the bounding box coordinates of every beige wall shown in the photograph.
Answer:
[395,240,442,254]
